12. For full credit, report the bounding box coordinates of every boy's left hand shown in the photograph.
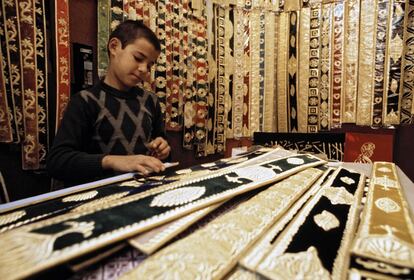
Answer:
[147,137,171,160]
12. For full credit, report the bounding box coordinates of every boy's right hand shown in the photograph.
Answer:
[102,154,165,175]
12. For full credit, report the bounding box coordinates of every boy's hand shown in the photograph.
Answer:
[147,137,171,160]
[102,154,165,175]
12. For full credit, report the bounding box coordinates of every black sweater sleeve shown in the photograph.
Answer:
[46,93,108,185]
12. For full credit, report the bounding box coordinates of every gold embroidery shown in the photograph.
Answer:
[287,157,305,165]
[298,7,310,133]
[62,190,98,202]
[71,192,130,213]
[257,247,330,280]
[150,186,206,207]
[355,258,411,276]
[0,210,26,226]
[313,210,340,231]
[375,197,401,213]
[323,186,354,205]
[340,176,355,185]
[277,12,289,132]
[355,142,375,163]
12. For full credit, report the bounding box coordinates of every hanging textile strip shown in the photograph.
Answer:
[165,0,181,131]
[242,8,251,137]
[205,0,216,155]
[263,11,276,132]
[194,13,209,157]
[121,167,324,280]
[143,1,157,93]
[252,167,365,279]
[288,11,299,132]
[384,0,406,125]
[342,0,360,123]
[214,4,226,153]
[232,8,244,138]
[182,0,194,150]
[308,3,321,132]
[154,0,167,124]
[142,0,151,27]
[35,0,48,168]
[128,148,296,255]
[0,9,13,143]
[258,11,265,132]
[164,1,173,130]
[240,167,335,271]
[276,12,289,133]
[110,0,123,31]
[0,154,326,280]
[371,0,390,127]
[55,0,70,133]
[97,0,110,78]
[19,0,39,170]
[318,3,332,131]
[134,0,144,21]
[225,7,234,139]
[350,162,414,278]
[249,9,261,135]
[2,0,22,143]
[331,2,344,129]
[400,0,414,124]
[356,0,377,126]
[178,0,188,139]
[298,7,310,133]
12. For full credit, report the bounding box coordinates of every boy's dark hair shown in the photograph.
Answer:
[107,20,161,56]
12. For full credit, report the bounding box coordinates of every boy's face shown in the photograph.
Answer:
[107,37,160,91]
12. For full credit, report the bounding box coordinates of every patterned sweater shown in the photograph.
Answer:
[47,81,167,186]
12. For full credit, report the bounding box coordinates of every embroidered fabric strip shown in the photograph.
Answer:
[257,11,265,132]
[164,1,174,130]
[263,11,276,133]
[350,162,414,278]
[277,12,289,133]
[110,0,123,31]
[249,9,261,135]
[319,3,332,131]
[308,3,321,132]
[19,0,39,170]
[242,8,251,137]
[240,167,334,271]
[400,0,414,124]
[252,167,365,280]
[288,11,299,132]
[384,0,406,125]
[0,34,12,143]
[121,167,324,279]
[232,8,244,138]
[0,154,325,279]
[1,0,21,143]
[97,0,110,78]
[342,0,360,123]
[298,7,310,133]
[35,0,48,168]
[206,1,216,155]
[356,0,376,125]
[331,2,344,129]
[225,7,234,139]
[371,0,390,127]
[253,132,345,161]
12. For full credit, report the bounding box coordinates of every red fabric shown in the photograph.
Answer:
[344,132,394,163]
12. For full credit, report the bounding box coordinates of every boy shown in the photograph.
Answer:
[47,20,170,186]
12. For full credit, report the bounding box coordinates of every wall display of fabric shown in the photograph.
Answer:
[246,167,365,279]
[120,167,324,279]
[343,132,394,163]
[349,162,414,278]
[0,152,325,279]
[253,132,345,161]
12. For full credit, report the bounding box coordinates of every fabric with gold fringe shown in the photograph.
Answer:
[120,167,324,280]
[249,9,261,135]
[298,7,310,133]
[356,0,376,126]
[384,0,406,125]
[258,11,265,132]
[242,8,251,137]
[232,7,244,138]
[401,0,414,124]
[350,162,414,278]
[342,0,360,123]
[288,11,299,132]
[225,7,234,139]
